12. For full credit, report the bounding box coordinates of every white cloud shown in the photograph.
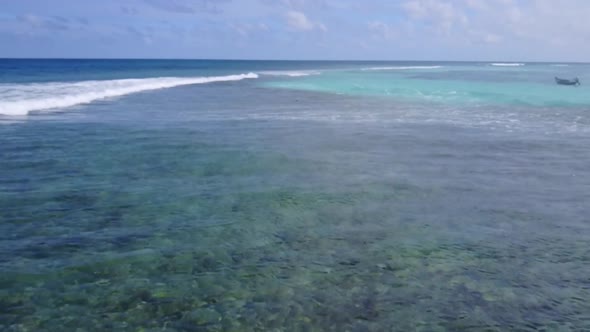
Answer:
[397,0,590,49]
[368,21,398,40]
[484,33,501,44]
[3,0,590,61]
[401,0,467,34]
[463,0,489,11]
[143,0,232,14]
[261,0,329,11]
[455,0,590,49]
[285,10,325,31]
[16,14,77,33]
[285,11,313,30]
[19,14,43,27]
[468,30,502,44]
[230,22,270,37]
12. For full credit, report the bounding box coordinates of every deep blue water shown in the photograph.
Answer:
[1,59,590,331]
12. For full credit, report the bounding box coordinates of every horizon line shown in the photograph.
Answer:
[0,57,587,64]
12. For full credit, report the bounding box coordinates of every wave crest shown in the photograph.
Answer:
[258,70,320,77]
[362,66,443,71]
[0,73,259,116]
[490,63,525,67]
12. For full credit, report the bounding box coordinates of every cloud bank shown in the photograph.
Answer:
[0,0,588,61]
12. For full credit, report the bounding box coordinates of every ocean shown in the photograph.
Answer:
[1,59,590,331]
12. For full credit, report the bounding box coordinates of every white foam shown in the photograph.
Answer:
[551,64,569,67]
[490,63,525,67]
[0,73,259,116]
[258,70,320,77]
[362,66,443,71]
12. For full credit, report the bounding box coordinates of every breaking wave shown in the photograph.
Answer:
[258,70,320,77]
[0,73,259,116]
[362,66,443,71]
[490,63,525,67]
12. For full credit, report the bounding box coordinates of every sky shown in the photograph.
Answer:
[0,0,589,61]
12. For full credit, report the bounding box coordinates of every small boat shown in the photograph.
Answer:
[555,77,580,86]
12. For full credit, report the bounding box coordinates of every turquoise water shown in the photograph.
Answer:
[1,60,590,331]
[265,64,590,106]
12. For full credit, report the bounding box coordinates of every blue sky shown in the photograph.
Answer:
[0,0,588,61]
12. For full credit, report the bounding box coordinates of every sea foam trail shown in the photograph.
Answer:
[490,63,525,67]
[362,66,443,71]
[258,70,320,77]
[0,73,258,116]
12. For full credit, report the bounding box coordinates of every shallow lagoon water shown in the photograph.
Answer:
[1,61,590,331]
